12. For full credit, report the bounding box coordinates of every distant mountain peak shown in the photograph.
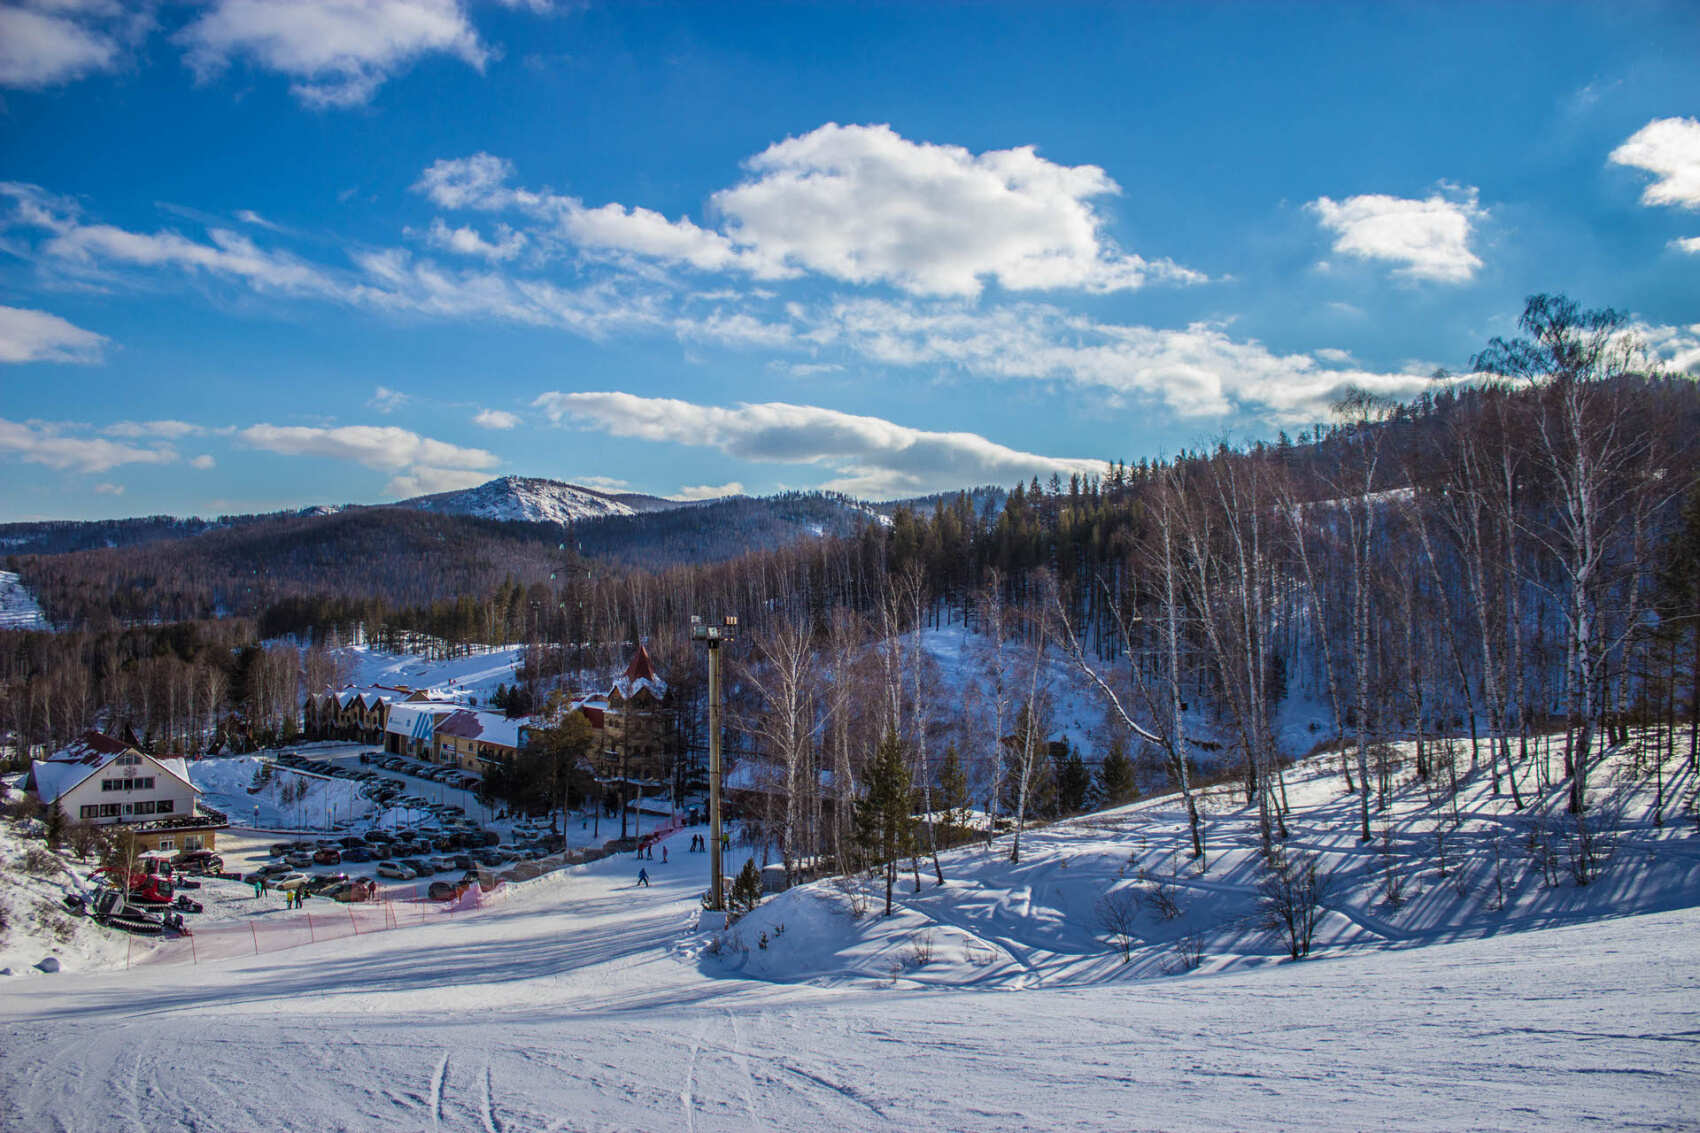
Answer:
[397,476,677,525]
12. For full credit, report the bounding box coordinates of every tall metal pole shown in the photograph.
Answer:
[707,637,724,911]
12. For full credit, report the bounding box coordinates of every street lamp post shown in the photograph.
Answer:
[690,615,738,912]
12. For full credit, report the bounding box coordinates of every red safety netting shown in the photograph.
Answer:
[130,880,507,968]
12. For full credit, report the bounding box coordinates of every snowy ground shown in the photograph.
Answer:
[0,570,47,630]
[3,731,1697,1130]
[0,819,1695,1131]
[191,754,378,831]
[335,642,530,703]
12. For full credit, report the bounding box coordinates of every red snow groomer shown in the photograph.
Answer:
[93,867,175,907]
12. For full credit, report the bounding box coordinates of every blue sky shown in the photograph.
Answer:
[1,1,1697,521]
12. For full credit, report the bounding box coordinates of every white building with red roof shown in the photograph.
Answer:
[24,731,227,852]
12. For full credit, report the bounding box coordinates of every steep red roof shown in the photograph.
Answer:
[624,643,658,683]
[49,730,131,766]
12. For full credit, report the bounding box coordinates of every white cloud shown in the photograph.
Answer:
[0,417,178,473]
[711,123,1203,296]
[92,481,125,496]
[533,391,1107,498]
[190,454,217,470]
[573,475,630,493]
[1674,236,1700,255]
[102,419,203,439]
[384,465,491,497]
[1308,188,1486,283]
[1610,117,1700,209]
[0,3,119,89]
[234,208,283,230]
[672,481,743,501]
[238,422,497,471]
[1631,320,1700,375]
[367,385,409,413]
[423,217,525,261]
[0,305,106,363]
[43,217,341,295]
[419,123,1208,296]
[176,0,488,108]
[472,408,519,429]
[809,298,1448,423]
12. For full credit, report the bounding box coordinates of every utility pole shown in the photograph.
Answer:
[691,615,738,912]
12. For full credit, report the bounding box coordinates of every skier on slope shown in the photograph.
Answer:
[637,867,650,888]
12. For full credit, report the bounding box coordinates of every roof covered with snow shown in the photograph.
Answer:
[611,644,667,700]
[385,702,453,739]
[435,708,530,749]
[29,731,197,804]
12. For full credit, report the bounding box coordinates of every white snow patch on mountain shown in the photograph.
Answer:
[0,571,47,630]
[399,475,661,524]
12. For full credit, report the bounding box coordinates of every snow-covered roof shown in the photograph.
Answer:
[28,760,90,805]
[435,708,530,749]
[29,731,197,804]
[385,702,453,739]
[44,730,130,766]
[610,644,668,700]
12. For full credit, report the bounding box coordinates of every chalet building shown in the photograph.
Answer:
[25,731,228,852]
[433,708,530,771]
[304,688,398,743]
[384,702,452,761]
[583,644,675,798]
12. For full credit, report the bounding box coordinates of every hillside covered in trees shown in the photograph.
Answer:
[4,299,1698,884]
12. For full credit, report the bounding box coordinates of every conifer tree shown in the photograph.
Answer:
[854,733,913,916]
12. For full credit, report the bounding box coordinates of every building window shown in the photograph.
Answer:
[80,805,97,819]
[158,838,173,851]
[184,836,202,850]
[157,799,174,814]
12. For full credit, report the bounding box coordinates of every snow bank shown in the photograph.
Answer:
[190,756,374,830]
[715,728,1700,990]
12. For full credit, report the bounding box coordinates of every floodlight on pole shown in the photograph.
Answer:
[691,614,737,912]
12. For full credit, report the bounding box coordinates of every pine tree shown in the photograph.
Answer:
[1099,736,1138,806]
[730,857,763,917]
[1056,744,1091,815]
[854,733,913,917]
[45,803,67,850]
[937,742,969,841]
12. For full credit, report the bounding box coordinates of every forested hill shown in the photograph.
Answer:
[3,491,888,629]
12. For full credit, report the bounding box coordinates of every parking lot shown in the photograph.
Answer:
[222,747,571,901]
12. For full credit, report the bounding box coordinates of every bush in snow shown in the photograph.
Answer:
[1259,848,1329,960]
[1094,888,1140,962]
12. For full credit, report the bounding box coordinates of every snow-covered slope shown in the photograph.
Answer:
[0,571,47,630]
[399,476,678,525]
[1,761,1695,1130]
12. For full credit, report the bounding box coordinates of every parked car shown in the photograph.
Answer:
[338,836,366,849]
[286,852,314,868]
[273,873,308,890]
[428,856,458,873]
[306,873,348,895]
[172,849,224,874]
[362,830,393,843]
[269,842,294,857]
[376,861,415,880]
[313,848,342,866]
[427,880,464,901]
[330,877,378,902]
[401,858,434,876]
[342,846,374,863]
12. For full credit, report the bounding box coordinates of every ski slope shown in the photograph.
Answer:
[3,735,1698,1131]
[0,570,47,630]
